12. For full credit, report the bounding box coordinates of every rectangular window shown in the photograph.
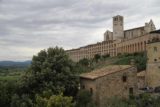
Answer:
[122,75,127,82]
[129,88,133,95]
[154,47,157,52]
[90,88,93,94]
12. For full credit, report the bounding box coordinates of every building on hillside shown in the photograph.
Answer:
[66,15,160,62]
[80,65,138,107]
[137,70,146,89]
[146,35,160,88]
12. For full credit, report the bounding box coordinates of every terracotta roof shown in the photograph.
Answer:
[80,65,132,80]
[137,70,146,77]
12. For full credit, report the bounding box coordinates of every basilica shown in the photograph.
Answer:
[66,15,159,62]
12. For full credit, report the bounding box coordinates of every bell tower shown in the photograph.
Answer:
[113,15,124,40]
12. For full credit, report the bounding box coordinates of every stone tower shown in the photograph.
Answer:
[146,41,160,88]
[144,19,156,33]
[104,30,113,41]
[113,15,124,40]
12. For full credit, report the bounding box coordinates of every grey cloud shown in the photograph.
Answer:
[0,0,160,61]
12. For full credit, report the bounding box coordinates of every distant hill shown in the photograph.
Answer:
[0,60,31,68]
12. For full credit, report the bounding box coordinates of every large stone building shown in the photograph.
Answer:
[146,34,160,88]
[80,65,138,107]
[78,28,160,107]
[66,15,160,62]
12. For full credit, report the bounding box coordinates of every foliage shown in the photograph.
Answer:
[47,94,73,107]
[114,52,147,71]
[18,47,78,97]
[94,54,101,62]
[0,81,18,107]
[78,58,90,67]
[35,91,74,107]
[103,93,160,107]
[102,54,110,59]
[76,90,94,107]
[10,94,33,107]
[104,97,136,107]
[0,67,26,81]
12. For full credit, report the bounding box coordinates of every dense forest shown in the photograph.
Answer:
[0,47,160,107]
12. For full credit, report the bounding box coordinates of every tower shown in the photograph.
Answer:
[113,15,124,40]
[104,30,113,41]
[144,19,156,33]
[146,40,160,88]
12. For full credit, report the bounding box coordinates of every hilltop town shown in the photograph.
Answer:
[66,15,160,107]
[66,15,158,62]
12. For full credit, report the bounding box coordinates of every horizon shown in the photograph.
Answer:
[0,0,160,61]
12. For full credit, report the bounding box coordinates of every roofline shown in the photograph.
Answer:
[80,65,136,80]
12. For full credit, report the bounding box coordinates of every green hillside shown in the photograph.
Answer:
[77,52,147,74]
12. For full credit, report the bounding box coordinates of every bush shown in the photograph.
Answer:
[76,90,94,107]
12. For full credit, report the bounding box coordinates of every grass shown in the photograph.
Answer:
[0,68,26,81]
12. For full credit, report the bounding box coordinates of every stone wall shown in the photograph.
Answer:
[80,66,137,107]
[146,41,160,88]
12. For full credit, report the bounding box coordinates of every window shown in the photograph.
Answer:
[154,59,157,62]
[90,88,93,94]
[154,47,158,52]
[129,88,133,95]
[82,85,85,89]
[114,17,118,21]
[122,75,127,82]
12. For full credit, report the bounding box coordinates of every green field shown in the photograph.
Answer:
[0,67,26,81]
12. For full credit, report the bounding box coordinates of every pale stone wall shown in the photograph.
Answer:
[66,40,116,62]
[137,76,146,89]
[104,30,113,41]
[80,66,138,107]
[137,71,146,89]
[144,20,156,33]
[66,33,160,62]
[124,27,145,40]
[113,15,124,40]
[146,41,160,88]
[66,15,158,62]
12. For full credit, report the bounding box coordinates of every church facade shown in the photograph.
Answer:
[66,15,159,62]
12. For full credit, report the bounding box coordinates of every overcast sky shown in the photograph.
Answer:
[0,0,160,61]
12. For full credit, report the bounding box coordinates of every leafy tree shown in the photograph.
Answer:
[0,81,17,107]
[76,90,93,107]
[114,52,147,71]
[47,94,73,107]
[10,94,33,107]
[94,54,101,62]
[35,91,74,107]
[78,58,90,67]
[102,54,110,59]
[16,47,78,105]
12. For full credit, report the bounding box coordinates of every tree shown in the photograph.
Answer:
[0,81,17,107]
[94,54,101,62]
[17,47,78,103]
[47,94,73,107]
[78,58,90,67]
[10,94,33,107]
[76,90,94,107]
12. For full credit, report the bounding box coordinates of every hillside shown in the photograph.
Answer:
[0,60,31,68]
[78,52,147,74]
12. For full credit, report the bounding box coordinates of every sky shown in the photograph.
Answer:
[0,0,160,61]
